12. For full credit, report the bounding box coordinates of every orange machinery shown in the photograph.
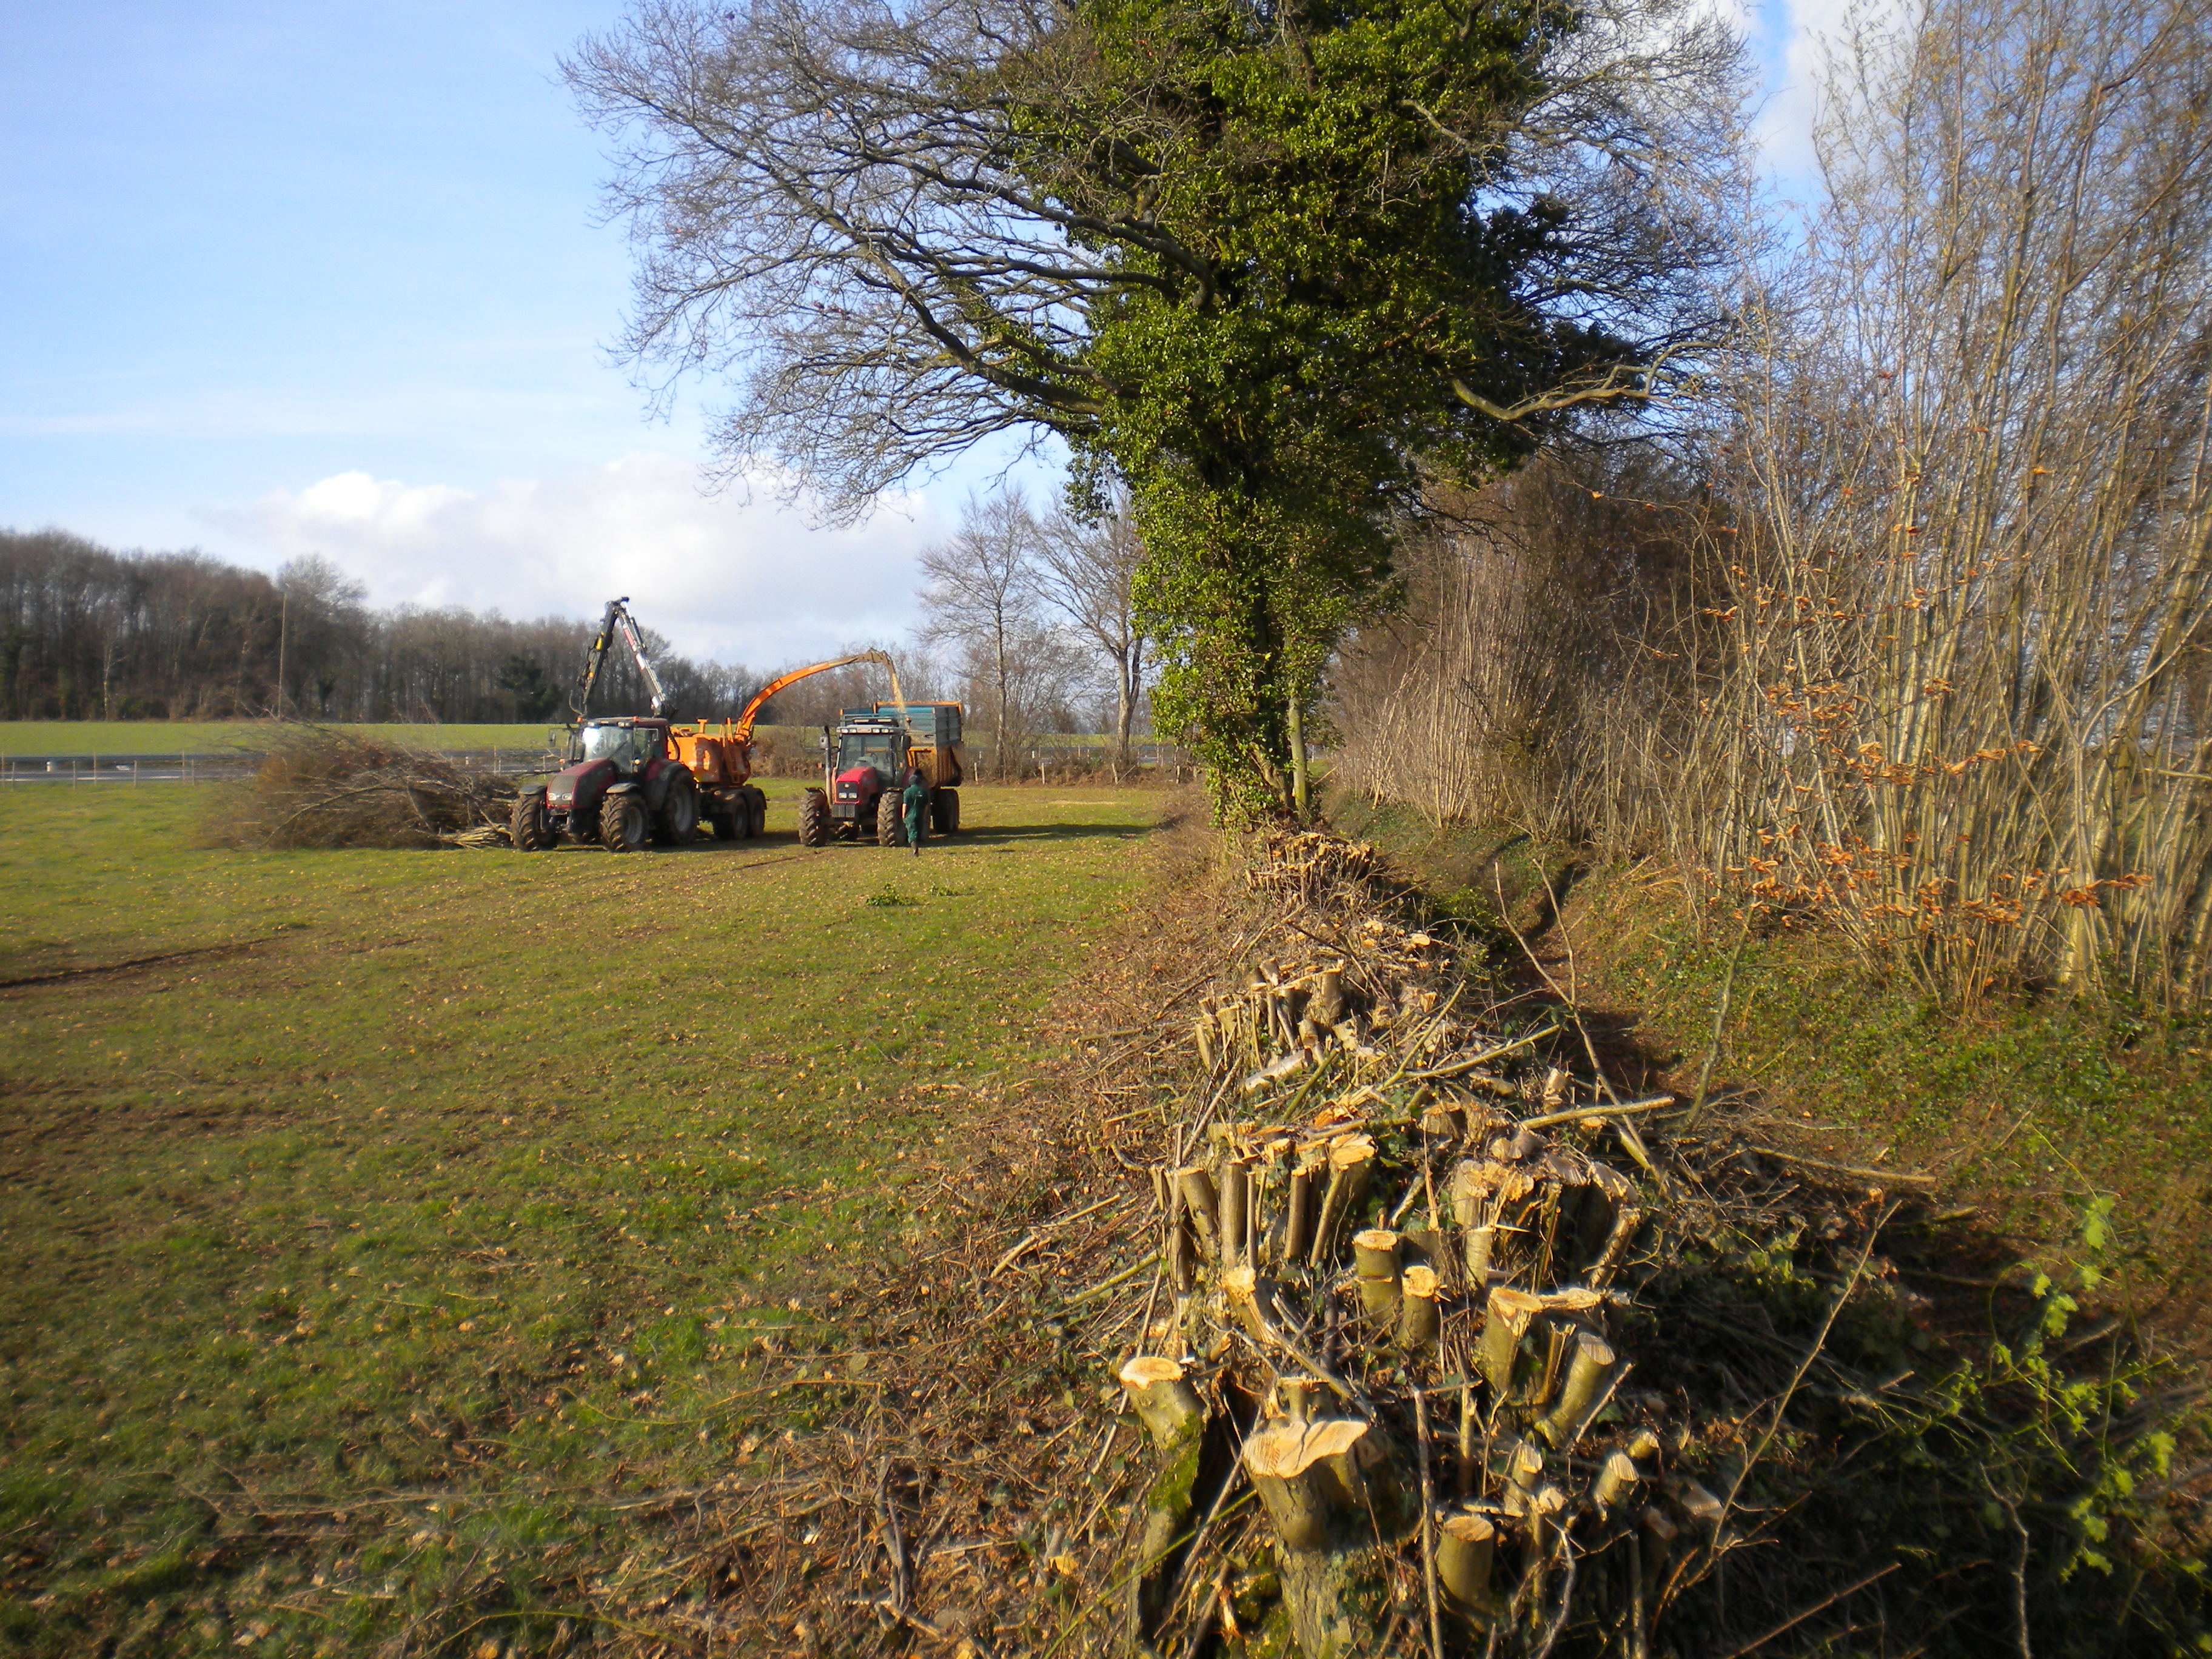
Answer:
[668,650,902,831]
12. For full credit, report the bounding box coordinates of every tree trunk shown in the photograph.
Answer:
[994,618,1010,783]
[1288,696,1310,822]
[1116,640,1139,764]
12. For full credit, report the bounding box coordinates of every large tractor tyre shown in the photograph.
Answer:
[600,793,650,853]
[748,791,768,839]
[876,788,906,847]
[932,787,961,836]
[510,791,553,851]
[797,789,831,848]
[709,806,741,841]
[655,777,700,845]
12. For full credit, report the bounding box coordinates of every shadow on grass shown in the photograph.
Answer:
[731,822,1153,852]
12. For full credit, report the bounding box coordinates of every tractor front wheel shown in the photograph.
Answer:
[797,789,830,848]
[932,787,960,836]
[510,790,553,851]
[600,793,649,853]
[655,776,700,845]
[876,788,905,847]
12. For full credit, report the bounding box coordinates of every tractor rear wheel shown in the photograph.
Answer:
[600,793,649,853]
[510,791,552,851]
[797,789,830,848]
[932,787,960,836]
[876,788,905,846]
[655,776,700,845]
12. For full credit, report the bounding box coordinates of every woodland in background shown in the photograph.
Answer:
[1334,0,2212,1012]
[917,486,1151,777]
[0,532,757,728]
[0,525,1138,749]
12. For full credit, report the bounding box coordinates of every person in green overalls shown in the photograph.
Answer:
[901,766,930,855]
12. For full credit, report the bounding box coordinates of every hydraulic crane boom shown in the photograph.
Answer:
[569,597,668,721]
[728,649,902,737]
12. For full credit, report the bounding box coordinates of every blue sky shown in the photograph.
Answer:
[0,0,1820,663]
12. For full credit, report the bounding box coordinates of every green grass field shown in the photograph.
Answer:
[0,722,559,756]
[0,780,1163,1654]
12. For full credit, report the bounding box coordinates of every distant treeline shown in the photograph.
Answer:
[0,529,885,728]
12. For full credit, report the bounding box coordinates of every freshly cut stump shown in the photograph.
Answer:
[1120,1355,1213,1640]
[1244,1419,1418,1659]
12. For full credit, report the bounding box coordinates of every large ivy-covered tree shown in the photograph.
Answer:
[569,0,1745,817]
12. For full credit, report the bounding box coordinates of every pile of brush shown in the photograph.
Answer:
[1116,830,1720,1658]
[215,728,516,850]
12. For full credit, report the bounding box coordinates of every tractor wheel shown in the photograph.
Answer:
[600,793,649,853]
[509,791,553,851]
[797,789,830,848]
[709,806,740,840]
[655,776,700,845]
[932,787,961,836]
[749,791,768,839]
[876,788,905,847]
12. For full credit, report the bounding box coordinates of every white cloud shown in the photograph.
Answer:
[216,454,945,666]
[1752,0,1912,186]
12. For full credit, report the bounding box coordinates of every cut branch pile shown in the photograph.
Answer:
[213,728,517,849]
[1113,828,1720,1657]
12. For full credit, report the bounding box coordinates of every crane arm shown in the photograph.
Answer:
[729,649,902,737]
[568,597,668,721]
[611,605,668,718]
[568,597,626,722]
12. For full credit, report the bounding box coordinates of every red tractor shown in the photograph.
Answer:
[509,716,700,853]
[509,597,720,853]
[798,703,965,846]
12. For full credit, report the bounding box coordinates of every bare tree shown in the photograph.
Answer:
[567,0,1751,814]
[1683,0,2212,1005]
[1330,448,1704,843]
[917,489,1047,779]
[1034,488,1145,763]
[277,555,368,719]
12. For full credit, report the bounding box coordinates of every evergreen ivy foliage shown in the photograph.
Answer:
[1020,0,1643,816]
[571,0,1744,818]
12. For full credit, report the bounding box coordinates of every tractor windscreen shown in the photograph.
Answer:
[837,730,900,776]
[578,724,659,768]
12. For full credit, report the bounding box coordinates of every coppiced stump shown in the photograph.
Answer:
[1102,831,1737,1655]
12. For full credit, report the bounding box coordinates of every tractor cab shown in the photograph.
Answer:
[834,720,907,786]
[830,718,907,816]
[572,718,669,775]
